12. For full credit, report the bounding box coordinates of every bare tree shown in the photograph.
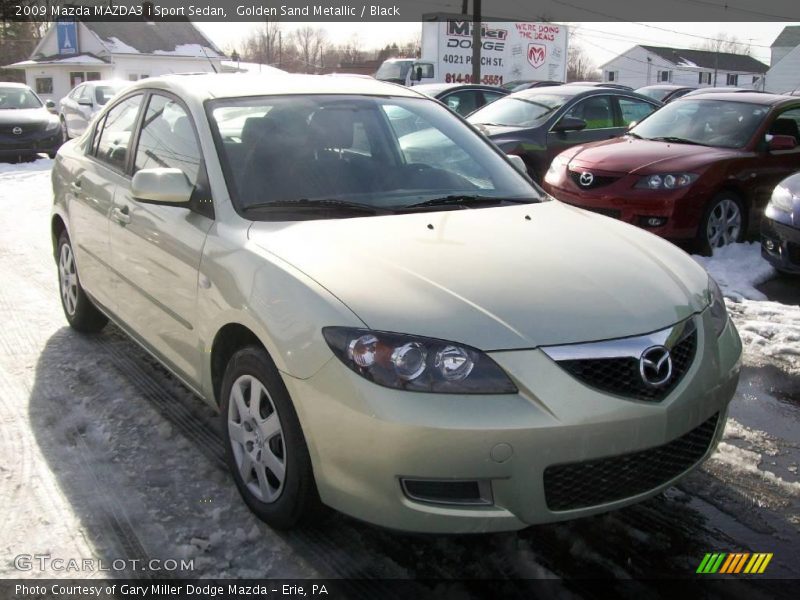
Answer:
[567,44,596,82]
[337,33,363,65]
[241,20,285,66]
[293,26,328,73]
[695,33,752,56]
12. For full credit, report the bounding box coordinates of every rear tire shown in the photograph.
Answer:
[697,192,745,254]
[221,346,322,529]
[57,231,108,333]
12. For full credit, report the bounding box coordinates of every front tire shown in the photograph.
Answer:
[698,192,745,254]
[221,346,321,529]
[57,231,108,333]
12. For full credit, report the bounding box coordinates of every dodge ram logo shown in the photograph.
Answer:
[639,346,673,387]
[12,127,22,135]
[527,44,546,68]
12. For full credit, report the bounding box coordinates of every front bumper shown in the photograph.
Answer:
[284,311,742,533]
[0,129,62,157]
[761,215,800,274]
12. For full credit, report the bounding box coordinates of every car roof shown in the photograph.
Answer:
[122,73,423,101]
[413,83,507,95]
[0,82,33,90]
[674,92,794,106]
[511,85,653,101]
[637,85,691,91]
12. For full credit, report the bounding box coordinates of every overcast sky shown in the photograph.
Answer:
[197,21,799,69]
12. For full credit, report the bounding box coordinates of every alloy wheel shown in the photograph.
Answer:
[706,198,742,249]
[58,243,78,316]
[227,374,286,503]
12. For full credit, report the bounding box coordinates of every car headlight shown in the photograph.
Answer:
[45,119,61,132]
[768,183,794,214]
[546,153,570,179]
[707,275,728,337]
[322,327,518,394]
[635,173,698,190]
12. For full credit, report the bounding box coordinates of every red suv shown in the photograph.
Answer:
[542,93,800,250]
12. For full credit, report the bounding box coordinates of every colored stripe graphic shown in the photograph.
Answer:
[733,553,750,573]
[699,552,773,574]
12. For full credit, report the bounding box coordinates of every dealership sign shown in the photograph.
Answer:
[56,20,78,56]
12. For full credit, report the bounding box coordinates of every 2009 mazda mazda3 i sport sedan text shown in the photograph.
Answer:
[51,74,742,533]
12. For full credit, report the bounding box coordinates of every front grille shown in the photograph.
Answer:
[557,326,697,402]
[568,169,620,190]
[0,122,45,135]
[543,413,719,511]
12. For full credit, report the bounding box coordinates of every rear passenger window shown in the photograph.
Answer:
[134,94,202,185]
[93,94,143,170]
[617,98,657,126]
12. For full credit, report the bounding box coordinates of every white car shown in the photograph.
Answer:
[58,80,128,139]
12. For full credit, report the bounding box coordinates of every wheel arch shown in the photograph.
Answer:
[209,322,267,407]
[51,213,67,260]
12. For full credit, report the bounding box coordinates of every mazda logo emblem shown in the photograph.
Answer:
[579,171,594,187]
[12,126,22,135]
[639,346,673,388]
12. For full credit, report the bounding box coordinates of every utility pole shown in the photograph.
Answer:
[471,0,481,84]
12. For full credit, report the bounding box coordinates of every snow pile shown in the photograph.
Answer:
[692,242,774,301]
[104,37,140,54]
[154,44,221,58]
[729,299,800,371]
[0,157,52,176]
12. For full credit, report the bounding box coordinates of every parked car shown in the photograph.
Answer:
[0,82,62,160]
[682,87,756,97]
[467,85,661,181]
[782,89,800,97]
[410,83,509,116]
[59,80,128,139]
[761,172,800,274]
[542,92,800,251]
[565,82,634,91]
[52,73,741,532]
[636,85,696,104]
[502,80,563,92]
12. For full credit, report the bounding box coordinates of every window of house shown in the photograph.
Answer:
[93,94,144,170]
[87,72,101,81]
[698,72,712,85]
[605,71,618,82]
[69,72,85,88]
[726,74,739,86]
[658,71,672,83]
[35,78,53,95]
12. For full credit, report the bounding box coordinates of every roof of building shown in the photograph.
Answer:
[84,20,223,58]
[5,53,111,69]
[771,26,800,48]
[638,46,768,73]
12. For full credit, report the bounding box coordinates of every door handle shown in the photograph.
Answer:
[111,205,130,225]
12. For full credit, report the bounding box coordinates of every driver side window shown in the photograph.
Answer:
[563,96,614,129]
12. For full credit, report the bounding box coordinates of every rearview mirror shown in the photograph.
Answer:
[132,168,193,205]
[507,154,527,173]
[45,99,55,112]
[552,117,587,133]
[768,134,797,151]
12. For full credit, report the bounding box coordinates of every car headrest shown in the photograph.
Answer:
[308,108,354,149]
[171,115,194,141]
[241,117,275,147]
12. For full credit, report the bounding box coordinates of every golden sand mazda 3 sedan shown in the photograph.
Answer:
[51,74,742,532]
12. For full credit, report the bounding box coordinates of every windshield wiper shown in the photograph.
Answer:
[647,136,707,146]
[401,195,534,211]
[626,131,643,139]
[242,198,393,215]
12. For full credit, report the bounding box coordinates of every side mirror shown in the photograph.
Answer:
[767,134,797,151]
[552,117,587,133]
[507,154,527,173]
[77,98,93,107]
[132,168,193,205]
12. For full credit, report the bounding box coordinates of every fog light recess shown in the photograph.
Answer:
[401,478,493,506]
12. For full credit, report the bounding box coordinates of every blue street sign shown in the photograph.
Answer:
[57,21,79,56]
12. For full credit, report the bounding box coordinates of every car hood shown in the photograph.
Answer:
[566,136,739,174]
[248,202,709,350]
[0,107,53,125]
[472,123,528,138]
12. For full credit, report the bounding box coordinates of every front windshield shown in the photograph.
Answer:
[207,95,540,218]
[0,87,42,110]
[631,99,768,148]
[637,88,670,102]
[468,93,570,127]
[375,61,411,81]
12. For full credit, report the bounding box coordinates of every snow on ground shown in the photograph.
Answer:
[692,241,775,301]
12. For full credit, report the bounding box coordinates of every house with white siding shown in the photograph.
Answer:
[599,45,768,91]
[4,20,224,103]
[764,26,800,94]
